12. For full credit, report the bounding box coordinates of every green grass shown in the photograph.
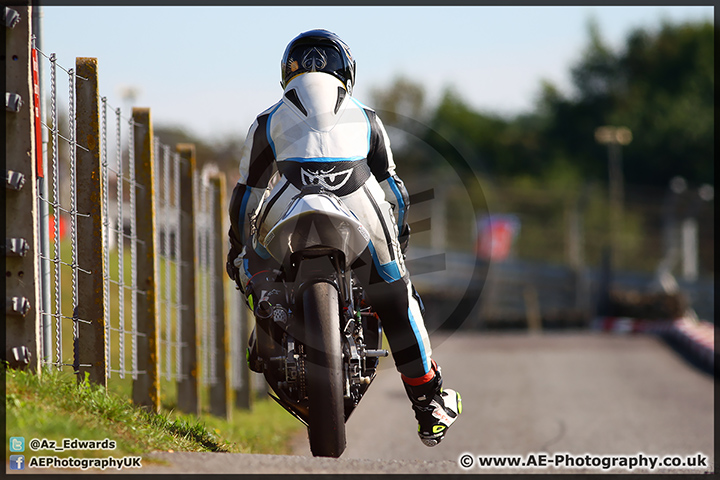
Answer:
[27,235,304,464]
[4,365,304,461]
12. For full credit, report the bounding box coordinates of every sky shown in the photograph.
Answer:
[39,6,713,142]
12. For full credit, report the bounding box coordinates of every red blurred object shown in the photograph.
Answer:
[32,48,43,178]
[476,214,520,262]
[49,214,67,241]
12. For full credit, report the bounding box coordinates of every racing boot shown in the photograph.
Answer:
[402,361,462,447]
[246,327,262,373]
[246,272,288,374]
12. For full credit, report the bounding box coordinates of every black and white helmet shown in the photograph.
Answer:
[280,29,356,94]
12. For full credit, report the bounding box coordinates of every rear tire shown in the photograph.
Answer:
[304,281,346,458]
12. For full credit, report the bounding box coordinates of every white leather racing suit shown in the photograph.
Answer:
[229,72,432,378]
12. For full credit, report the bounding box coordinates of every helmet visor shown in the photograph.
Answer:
[286,44,345,83]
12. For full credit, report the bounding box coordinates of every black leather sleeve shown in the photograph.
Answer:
[228,182,248,250]
[365,109,393,182]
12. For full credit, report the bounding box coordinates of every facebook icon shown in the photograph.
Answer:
[10,455,25,470]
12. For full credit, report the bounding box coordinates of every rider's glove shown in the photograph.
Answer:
[226,242,244,291]
[398,223,411,257]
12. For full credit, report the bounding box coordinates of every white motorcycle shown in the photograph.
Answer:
[247,184,388,457]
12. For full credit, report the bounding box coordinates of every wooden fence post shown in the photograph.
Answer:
[131,108,160,412]
[208,172,232,420]
[176,144,200,416]
[4,5,42,374]
[235,300,253,410]
[75,57,107,386]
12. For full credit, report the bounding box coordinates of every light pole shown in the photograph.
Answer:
[682,183,714,282]
[594,125,632,270]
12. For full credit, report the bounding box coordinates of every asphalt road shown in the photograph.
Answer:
[10,332,714,475]
[291,331,715,474]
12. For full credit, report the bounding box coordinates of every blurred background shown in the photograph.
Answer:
[41,6,714,331]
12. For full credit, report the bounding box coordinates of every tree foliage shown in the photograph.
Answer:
[543,19,714,187]
[369,75,427,126]
[372,19,713,189]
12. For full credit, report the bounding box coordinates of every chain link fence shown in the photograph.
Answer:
[6,7,251,419]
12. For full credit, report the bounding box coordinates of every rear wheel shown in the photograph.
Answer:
[303,281,346,457]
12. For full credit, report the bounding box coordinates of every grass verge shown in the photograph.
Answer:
[4,365,304,462]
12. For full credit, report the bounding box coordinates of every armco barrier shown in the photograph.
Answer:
[592,316,715,372]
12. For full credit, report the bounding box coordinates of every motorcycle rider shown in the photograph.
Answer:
[226,29,461,447]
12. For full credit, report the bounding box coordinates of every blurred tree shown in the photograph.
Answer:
[429,88,509,176]
[423,88,551,181]
[372,19,713,190]
[616,20,714,185]
[367,19,712,274]
[369,77,438,175]
[370,79,565,185]
[370,75,427,126]
[539,19,714,187]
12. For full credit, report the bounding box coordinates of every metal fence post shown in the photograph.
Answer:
[208,172,232,420]
[131,108,160,411]
[75,57,106,386]
[4,5,42,373]
[176,144,200,416]
[32,6,53,370]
